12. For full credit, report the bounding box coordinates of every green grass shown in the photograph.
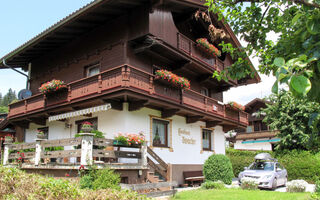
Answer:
[171,189,311,200]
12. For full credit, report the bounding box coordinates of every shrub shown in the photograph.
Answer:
[315,179,320,193]
[240,177,259,190]
[203,154,234,185]
[201,180,225,189]
[91,168,121,190]
[80,167,120,190]
[286,180,308,192]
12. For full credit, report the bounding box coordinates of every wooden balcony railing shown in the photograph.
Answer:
[8,65,248,126]
[2,134,148,169]
[177,33,237,85]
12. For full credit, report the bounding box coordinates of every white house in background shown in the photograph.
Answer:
[233,98,279,151]
[0,0,260,185]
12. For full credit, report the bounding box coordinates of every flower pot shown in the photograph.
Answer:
[113,140,128,147]
[81,127,93,133]
[36,134,46,140]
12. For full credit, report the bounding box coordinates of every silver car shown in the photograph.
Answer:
[238,153,287,189]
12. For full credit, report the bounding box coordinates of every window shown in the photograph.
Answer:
[37,127,49,139]
[254,121,260,132]
[152,119,169,147]
[85,63,100,77]
[200,87,209,97]
[261,122,268,131]
[76,117,98,133]
[202,129,212,151]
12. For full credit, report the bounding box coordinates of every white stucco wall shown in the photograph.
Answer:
[234,140,272,151]
[24,103,227,165]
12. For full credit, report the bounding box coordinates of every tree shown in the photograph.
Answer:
[0,106,8,114]
[263,90,320,151]
[1,89,17,107]
[204,0,320,102]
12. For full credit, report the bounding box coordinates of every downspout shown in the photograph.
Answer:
[2,59,30,89]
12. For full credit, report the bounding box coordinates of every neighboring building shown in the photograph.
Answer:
[234,98,278,151]
[0,0,260,185]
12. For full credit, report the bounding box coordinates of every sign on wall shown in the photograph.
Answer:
[178,128,196,145]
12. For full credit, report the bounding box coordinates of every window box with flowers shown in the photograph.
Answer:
[39,79,67,95]
[196,38,221,58]
[155,69,191,90]
[113,133,145,148]
[227,101,245,111]
[36,130,47,140]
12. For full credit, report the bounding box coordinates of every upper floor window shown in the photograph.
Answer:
[200,87,209,97]
[85,63,100,77]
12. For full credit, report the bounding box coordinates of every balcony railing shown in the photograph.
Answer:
[177,33,237,85]
[8,65,248,125]
[2,134,147,170]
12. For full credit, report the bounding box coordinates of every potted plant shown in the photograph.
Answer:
[155,69,191,90]
[81,121,94,133]
[39,79,67,95]
[4,134,13,143]
[196,38,221,58]
[113,134,129,146]
[153,131,161,146]
[127,133,145,147]
[36,130,47,139]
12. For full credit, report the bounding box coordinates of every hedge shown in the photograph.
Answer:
[226,149,320,183]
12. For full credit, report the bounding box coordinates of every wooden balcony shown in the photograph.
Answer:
[8,65,248,127]
[235,131,278,140]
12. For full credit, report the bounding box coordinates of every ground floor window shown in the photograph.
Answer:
[202,129,213,151]
[152,119,169,147]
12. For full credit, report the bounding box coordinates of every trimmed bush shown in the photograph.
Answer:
[226,149,320,183]
[201,180,225,190]
[203,154,234,185]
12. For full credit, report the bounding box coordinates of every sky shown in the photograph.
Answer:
[0,0,276,105]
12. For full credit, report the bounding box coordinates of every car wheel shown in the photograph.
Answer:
[272,178,277,190]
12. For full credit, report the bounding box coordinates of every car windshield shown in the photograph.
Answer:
[249,162,274,171]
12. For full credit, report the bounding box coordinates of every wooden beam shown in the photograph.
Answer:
[206,120,222,128]
[223,125,236,132]
[12,121,29,129]
[128,100,148,111]
[186,115,203,124]
[103,99,123,111]
[161,109,179,118]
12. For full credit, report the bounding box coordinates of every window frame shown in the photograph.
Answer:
[202,128,212,151]
[152,118,169,147]
[149,115,172,151]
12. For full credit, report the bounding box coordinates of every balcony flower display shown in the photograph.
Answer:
[155,69,191,90]
[114,133,145,147]
[4,134,13,143]
[39,79,67,94]
[196,38,221,57]
[228,101,245,111]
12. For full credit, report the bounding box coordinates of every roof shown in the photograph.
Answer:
[0,0,260,83]
[0,0,205,69]
[245,98,269,113]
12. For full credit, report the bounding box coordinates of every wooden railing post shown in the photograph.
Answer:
[80,133,94,166]
[35,138,46,166]
[2,139,12,165]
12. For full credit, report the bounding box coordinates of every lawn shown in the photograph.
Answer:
[171,189,311,200]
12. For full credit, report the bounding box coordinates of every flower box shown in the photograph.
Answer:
[196,38,221,58]
[227,101,245,111]
[81,121,93,133]
[155,69,190,90]
[39,79,67,95]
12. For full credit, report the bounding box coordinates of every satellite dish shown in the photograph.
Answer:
[18,89,32,100]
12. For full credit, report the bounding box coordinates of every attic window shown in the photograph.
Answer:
[85,63,100,77]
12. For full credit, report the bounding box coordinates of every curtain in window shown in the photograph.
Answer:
[152,119,168,146]
[202,129,211,150]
